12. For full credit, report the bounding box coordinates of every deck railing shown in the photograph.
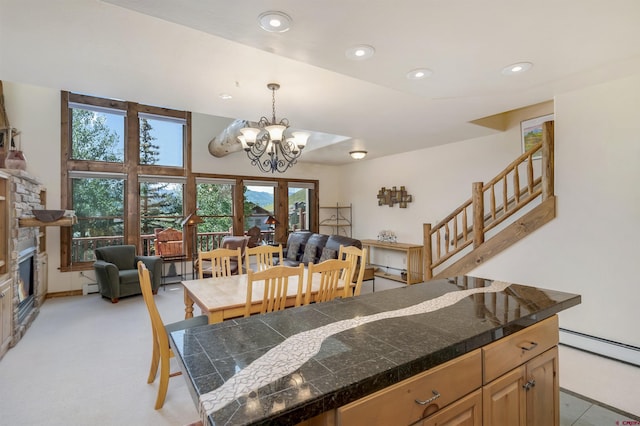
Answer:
[72,230,275,262]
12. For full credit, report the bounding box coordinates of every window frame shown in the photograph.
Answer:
[60,91,191,271]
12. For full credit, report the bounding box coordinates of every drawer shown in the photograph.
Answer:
[483,315,558,384]
[337,349,482,426]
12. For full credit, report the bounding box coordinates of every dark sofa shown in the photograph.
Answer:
[280,231,362,266]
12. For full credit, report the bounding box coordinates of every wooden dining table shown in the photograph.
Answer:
[181,270,350,324]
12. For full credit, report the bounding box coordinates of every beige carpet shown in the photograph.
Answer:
[0,276,400,426]
[0,283,199,426]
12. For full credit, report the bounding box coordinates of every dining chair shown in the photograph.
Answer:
[245,264,305,317]
[338,245,368,296]
[197,247,243,279]
[245,244,283,272]
[137,261,208,409]
[306,258,352,304]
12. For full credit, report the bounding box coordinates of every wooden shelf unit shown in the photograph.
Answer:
[361,239,424,285]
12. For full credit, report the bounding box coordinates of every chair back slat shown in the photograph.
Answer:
[307,258,351,304]
[198,247,243,278]
[338,245,368,296]
[245,264,305,317]
[245,244,284,272]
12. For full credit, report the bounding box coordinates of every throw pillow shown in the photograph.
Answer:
[302,243,318,265]
[318,247,337,262]
[286,241,301,261]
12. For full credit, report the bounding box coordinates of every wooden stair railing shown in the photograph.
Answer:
[424,121,554,280]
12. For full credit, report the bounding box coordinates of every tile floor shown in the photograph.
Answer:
[561,389,640,425]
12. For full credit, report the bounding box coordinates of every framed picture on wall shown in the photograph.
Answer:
[521,114,553,159]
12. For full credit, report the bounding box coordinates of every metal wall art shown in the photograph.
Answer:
[377,186,412,208]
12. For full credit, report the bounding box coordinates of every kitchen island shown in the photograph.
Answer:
[169,276,580,425]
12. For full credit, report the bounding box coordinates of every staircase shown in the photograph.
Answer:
[424,121,555,280]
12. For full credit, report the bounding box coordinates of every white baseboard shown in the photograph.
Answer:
[560,328,640,367]
[82,282,99,296]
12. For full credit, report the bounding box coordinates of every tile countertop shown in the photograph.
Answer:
[169,276,581,426]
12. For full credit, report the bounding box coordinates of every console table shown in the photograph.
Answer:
[361,239,424,284]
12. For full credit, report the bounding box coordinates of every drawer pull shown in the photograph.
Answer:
[523,379,536,390]
[519,341,538,351]
[415,390,441,405]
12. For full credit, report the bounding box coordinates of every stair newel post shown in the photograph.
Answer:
[423,223,432,280]
[472,182,485,248]
[542,120,554,200]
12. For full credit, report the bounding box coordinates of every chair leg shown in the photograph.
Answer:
[147,336,160,384]
[155,351,170,409]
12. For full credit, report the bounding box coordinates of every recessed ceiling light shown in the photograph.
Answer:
[345,45,375,61]
[406,68,433,80]
[502,62,533,75]
[258,11,292,33]
[219,93,232,100]
[349,150,367,160]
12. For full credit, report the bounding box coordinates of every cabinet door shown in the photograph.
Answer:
[1,278,12,353]
[525,347,558,426]
[482,365,526,426]
[419,389,482,426]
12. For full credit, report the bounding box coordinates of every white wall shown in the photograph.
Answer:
[341,75,640,349]
[473,73,640,348]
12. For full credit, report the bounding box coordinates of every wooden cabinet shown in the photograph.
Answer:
[482,316,559,426]
[0,173,7,276]
[337,350,481,426]
[314,316,560,426]
[0,278,12,358]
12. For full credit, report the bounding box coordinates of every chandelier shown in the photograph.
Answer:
[238,83,309,173]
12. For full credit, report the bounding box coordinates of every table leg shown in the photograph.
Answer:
[184,289,194,319]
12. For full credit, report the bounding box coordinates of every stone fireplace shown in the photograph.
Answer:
[6,170,44,346]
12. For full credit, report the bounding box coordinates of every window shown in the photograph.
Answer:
[69,102,125,162]
[139,113,185,167]
[288,182,314,232]
[140,176,185,254]
[243,181,276,232]
[70,172,125,262]
[61,92,191,271]
[196,178,235,250]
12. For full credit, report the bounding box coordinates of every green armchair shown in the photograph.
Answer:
[94,245,162,303]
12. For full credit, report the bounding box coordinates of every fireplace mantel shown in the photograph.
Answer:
[19,216,76,227]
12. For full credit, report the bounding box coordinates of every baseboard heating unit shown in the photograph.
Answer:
[560,328,640,367]
[82,282,99,296]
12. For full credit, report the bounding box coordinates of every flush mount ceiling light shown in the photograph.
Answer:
[219,93,232,100]
[258,11,292,33]
[501,62,533,75]
[345,45,375,60]
[349,150,368,160]
[406,68,433,80]
[238,83,309,173]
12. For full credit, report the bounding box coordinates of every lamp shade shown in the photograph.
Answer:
[181,213,204,227]
[264,215,279,225]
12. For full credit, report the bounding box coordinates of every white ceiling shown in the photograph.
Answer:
[6,0,640,165]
